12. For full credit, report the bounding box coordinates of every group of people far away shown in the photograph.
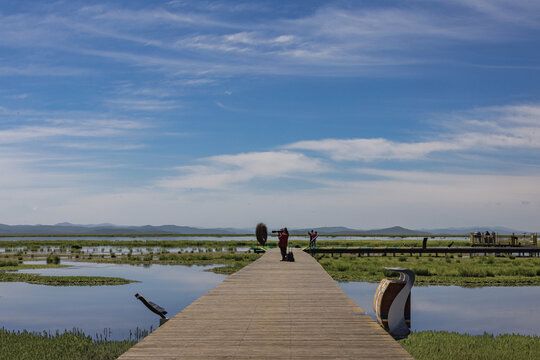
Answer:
[277,227,319,261]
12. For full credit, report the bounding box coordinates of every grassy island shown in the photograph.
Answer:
[0,272,137,286]
[0,262,136,286]
[317,253,540,286]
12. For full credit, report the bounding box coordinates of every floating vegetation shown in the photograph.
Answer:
[0,272,137,286]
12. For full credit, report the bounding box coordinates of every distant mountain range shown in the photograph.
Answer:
[0,223,241,235]
[289,226,423,235]
[0,223,533,235]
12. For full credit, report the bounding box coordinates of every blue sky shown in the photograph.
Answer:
[1,0,539,230]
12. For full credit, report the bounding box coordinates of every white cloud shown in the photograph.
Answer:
[285,104,540,161]
[285,138,460,161]
[2,169,538,230]
[0,119,148,144]
[157,151,325,190]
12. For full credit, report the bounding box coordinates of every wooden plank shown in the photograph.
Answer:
[119,248,413,359]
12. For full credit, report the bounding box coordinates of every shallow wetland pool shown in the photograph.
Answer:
[1,259,538,340]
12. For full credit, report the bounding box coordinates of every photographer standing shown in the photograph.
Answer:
[278,227,289,261]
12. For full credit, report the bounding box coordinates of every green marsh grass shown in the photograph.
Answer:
[399,331,540,360]
[0,328,136,360]
[0,260,19,267]
[317,254,540,286]
[0,238,464,252]
[88,252,263,275]
[0,264,67,271]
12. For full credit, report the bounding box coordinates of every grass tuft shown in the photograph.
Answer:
[46,254,61,264]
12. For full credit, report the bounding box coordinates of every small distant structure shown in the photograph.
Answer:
[470,232,538,246]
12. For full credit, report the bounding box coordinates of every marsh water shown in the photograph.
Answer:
[340,282,540,337]
[1,260,539,340]
[0,262,227,340]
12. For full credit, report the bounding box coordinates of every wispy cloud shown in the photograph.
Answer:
[0,118,149,144]
[1,1,538,80]
[285,104,540,161]
[3,93,29,99]
[157,151,325,190]
[447,0,540,28]
[106,98,182,111]
[284,138,458,161]
[0,65,92,77]
[57,142,145,151]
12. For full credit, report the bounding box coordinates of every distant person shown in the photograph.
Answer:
[308,230,318,248]
[485,230,492,243]
[278,228,289,261]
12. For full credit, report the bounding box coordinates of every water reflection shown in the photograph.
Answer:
[0,262,226,340]
[340,282,540,336]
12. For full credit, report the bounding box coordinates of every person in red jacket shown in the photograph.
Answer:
[278,227,289,261]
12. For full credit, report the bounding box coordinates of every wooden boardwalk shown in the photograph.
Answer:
[307,246,539,257]
[119,248,413,359]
